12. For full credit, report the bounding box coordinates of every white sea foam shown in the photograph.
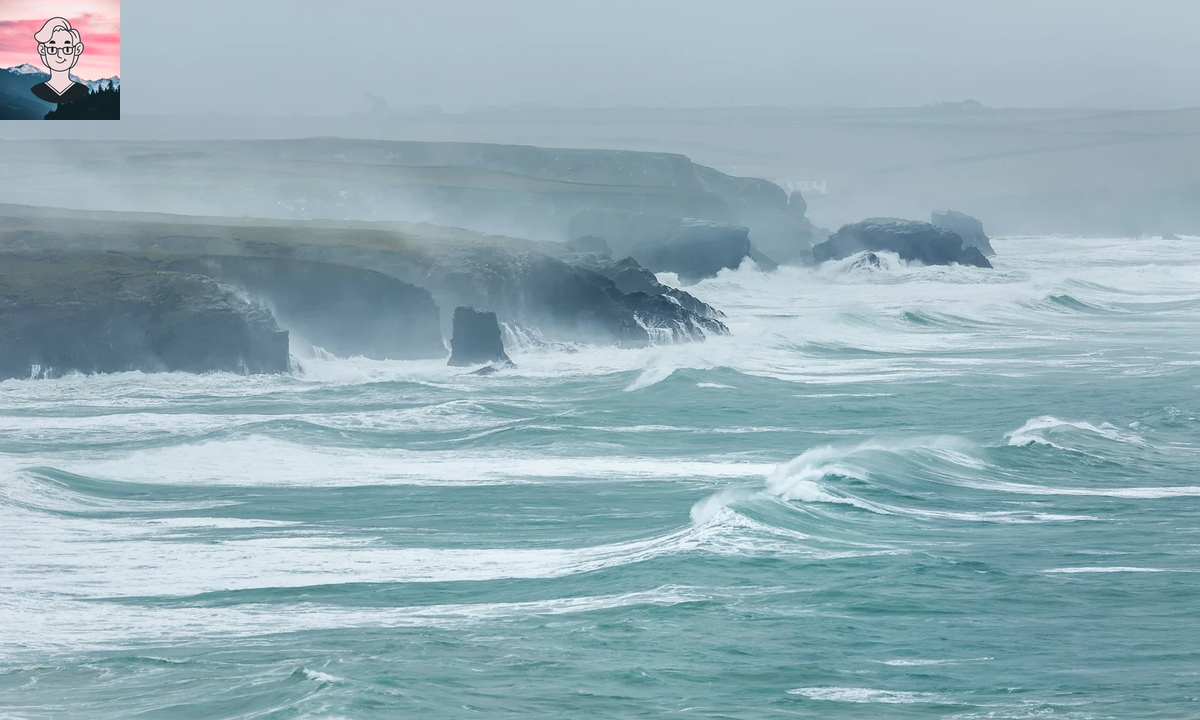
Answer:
[0,500,871,606]
[1043,567,1171,573]
[959,479,1200,499]
[879,657,992,666]
[0,586,715,654]
[787,686,945,704]
[0,440,775,488]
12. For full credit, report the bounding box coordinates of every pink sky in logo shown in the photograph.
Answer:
[0,0,120,80]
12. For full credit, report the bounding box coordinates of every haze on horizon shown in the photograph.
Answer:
[117,0,1200,116]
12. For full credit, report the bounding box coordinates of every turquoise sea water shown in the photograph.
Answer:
[2,236,1200,718]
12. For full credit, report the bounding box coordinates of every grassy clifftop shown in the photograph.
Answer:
[0,202,556,259]
[0,249,190,305]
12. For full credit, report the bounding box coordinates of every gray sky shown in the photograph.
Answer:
[125,0,1200,114]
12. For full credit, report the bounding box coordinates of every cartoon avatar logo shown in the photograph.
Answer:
[31,17,89,105]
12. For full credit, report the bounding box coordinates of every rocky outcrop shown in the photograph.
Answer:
[0,204,729,351]
[568,210,754,282]
[422,245,728,346]
[931,210,995,257]
[0,251,289,380]
[813,218,993,268]
[448,306,512,367]
[569,255,727,328]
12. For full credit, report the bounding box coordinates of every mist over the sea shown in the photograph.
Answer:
[2,2,1199,717]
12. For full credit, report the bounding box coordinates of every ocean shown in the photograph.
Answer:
[2,235,1199,718]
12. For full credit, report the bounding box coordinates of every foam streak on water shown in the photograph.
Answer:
[2,236,1200,718]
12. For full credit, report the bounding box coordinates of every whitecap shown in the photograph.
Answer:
[787,687,945,704]
[301,668,342,683]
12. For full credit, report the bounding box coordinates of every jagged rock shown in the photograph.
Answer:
[448,306,512,367]
[569,255,727,329]
[931,210,995,257]
[813,218,992,268]
[429,247,728,347]
[0,251,289,380]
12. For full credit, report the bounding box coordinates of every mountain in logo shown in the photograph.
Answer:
[6,63,44,75]
[0,65,121,119]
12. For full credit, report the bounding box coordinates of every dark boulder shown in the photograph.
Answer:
[931,210,995,257]
[813,218,992,268]
[448,306,512,367]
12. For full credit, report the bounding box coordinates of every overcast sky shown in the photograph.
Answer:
[120,0,1200,114]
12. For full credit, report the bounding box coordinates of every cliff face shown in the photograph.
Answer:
[158,256,445,360]
[0,252,289,381]
[0,204,729,353]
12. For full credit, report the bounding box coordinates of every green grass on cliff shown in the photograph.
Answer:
[0,250,189,304]
[0,203,555,260]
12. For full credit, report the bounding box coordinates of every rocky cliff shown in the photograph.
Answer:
[158,255,445,360]
[0,251,289,380]
[0,138,823,264]
[0,204,728,353]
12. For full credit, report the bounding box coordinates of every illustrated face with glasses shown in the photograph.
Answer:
[38,28,85,74]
